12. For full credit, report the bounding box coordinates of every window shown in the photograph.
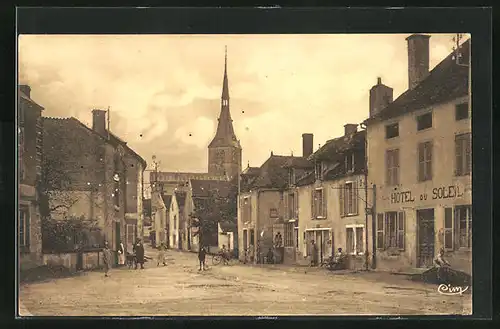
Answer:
[376,213,384,249]
[286,192,297,219]
[243,197,252,223]
[455,103,469,121]
[384,211,405,250]
[315,162,323,181]
[288,168,296,186]
[417,112,433,131]
[455,205,472,249]
[340,182,358,216]
[444,208,453,250]
[19,207,30,249]
[418,141,433,182]
[294,227,299,248]
[312,188,326,218]
[455,133,471,176]
[284,222,294,247]
[346,226,364,255]
[385,123,399,139]
[386,149,400,186]
[345,153,354,173]
[174,215,177,229]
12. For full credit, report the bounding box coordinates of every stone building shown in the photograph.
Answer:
[42,109,146,259]
[238,135,313,264]
[364,35,471,273]
[295,125,370,268]
[18,85,43,269]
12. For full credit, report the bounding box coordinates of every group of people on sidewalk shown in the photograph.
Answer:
[102,238,147,277]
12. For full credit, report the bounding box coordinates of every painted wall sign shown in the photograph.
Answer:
[390,191,416,204]
[432,185,464,200]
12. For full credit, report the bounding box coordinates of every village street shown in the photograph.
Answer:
[19,247,471,317]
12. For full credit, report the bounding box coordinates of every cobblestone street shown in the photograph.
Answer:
[19,248,471,316]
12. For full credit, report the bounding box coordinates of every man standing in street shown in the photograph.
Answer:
[133,238,145,270]
[103,241,112,277]
[311,240,319,267]
[198,246,206,271]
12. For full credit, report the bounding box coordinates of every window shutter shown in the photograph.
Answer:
[385,151,390,186]
[426,142,433,180]
[444,208,453,250]
[377,213,384,250]
[455,136,463,176]
[311,189,315,219]
[465,134,471,174]
[284,193,289,219]
[322,188,327,218]
[339,185,344,217]
[418,143,425,181]
[397,211,405,250]
[394,149,400,185]
[294,190,299,219]
[353,183,359,215]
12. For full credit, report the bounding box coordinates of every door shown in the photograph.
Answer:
[114,222,121,265]
[417,208,435,268]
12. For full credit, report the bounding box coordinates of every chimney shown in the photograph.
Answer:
[344,124,358,136]
[19,85,31,98]
[369,77,394,117]
[406,34,431,90]
[302,133,313,158]
[92,109,107,136]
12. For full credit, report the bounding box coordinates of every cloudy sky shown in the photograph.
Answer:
[19,33,462,175]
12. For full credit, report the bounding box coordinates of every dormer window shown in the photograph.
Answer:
[315,162,323,181]
[345,153,354,173]
[385,123,399,139]
[288,168,296,186]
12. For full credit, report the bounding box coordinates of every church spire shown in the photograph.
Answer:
[208,46,240,149]
[221,45,229,105]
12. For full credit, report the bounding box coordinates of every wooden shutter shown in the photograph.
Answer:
[284,192,289,220]
[455,135,463,176]
[465,134,471,174]
[376,213,384,250]
[294,190,299,219]
[339,184,344,217]
[444,208,453,250]
[426,142,433,180]
[418,143,425,181]
[353,182,359,215]
[397,211,405,250]
[393,149,400,185]
[311,189,315,219]
[385,151,391,185]
[322,188,327,218]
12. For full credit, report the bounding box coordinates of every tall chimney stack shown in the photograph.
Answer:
[92,109,107,137]
[369,77,393,118]
[406,34,431,90]
[302,133,313,158]
[19,85,31,98]
[344,124,358,136]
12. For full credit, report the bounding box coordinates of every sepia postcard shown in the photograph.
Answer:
[17,24,476,317]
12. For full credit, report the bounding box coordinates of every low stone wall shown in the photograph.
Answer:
[42,249,105,271]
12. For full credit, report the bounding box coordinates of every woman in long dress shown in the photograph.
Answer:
[157,242,167,266]
[118,241,125,267]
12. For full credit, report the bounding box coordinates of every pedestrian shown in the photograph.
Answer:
[133,238,145,270]
[198,246,206,271]
[157,242,167,266]
[311,240,319,266]
[118,240,125,267]
[221,244,229,265]
[249,244,254,263]
[266,247,274,264]
[434,248,451,283]
[103,241,112,277]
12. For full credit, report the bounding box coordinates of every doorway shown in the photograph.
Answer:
[417,208,435,268]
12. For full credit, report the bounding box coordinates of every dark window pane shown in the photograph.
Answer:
[377,232,384,249]
[455,103,469,120]
[445,208,453,228]
[417,112,433,131]
[385,123,399,139]
[444,230,453,249]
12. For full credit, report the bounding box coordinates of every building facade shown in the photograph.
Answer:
[364,35,471,273]
[296,126,371,268]
[18,85,43,269]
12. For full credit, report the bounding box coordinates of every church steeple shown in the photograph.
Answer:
[208,46,242,180]
[208,46,240,149]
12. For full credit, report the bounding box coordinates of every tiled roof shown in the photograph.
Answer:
[309,130,366,162]
[220,221,237,233]
[247,155,309,190]
[281,156,313,169]
[174,191,187,208]
[161,194,172,209]
[365,39,469,125]
[190,179,231,198]
[242,166,260,176]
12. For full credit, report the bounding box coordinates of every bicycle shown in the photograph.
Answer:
[212,251,236,266]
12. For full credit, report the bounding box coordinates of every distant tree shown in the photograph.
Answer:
[189,185,237,247]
